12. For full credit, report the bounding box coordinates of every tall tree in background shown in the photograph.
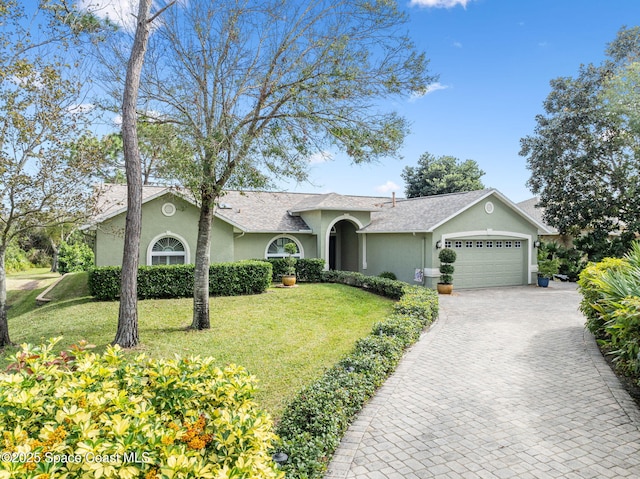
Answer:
[135,0,434,330]
[521,27,640,256]
[402,152,485,198]
[0,1,102,348]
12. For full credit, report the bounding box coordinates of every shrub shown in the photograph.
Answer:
[378,271,397,280]
[263,258,325,282]
[0,339,283,479]
[321,270,406,300]
[5,243,32,273]
[438,248,456,284]
[88,261,272,300]
[275,285,438,479]
[58,241,95,274]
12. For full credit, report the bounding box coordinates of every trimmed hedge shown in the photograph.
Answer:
[0,339,283,479]
[321,270,406,300]
[274,285,438,479]
[88,261,272,300]
[262,258,325,283]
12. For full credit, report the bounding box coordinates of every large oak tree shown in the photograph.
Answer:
[521,27,640,250]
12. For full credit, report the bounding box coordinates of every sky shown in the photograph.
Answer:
[279,0,640,202]
[79,0,640,203]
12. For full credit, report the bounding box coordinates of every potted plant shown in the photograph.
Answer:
[437,247,456,294]
[282,242,298,286]
[537,258,560,288]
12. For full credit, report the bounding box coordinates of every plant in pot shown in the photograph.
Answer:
[537,257,560,288]
[437,247,457,294]
[282,242,298,286]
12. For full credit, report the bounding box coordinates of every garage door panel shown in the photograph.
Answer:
[448,239,526,288]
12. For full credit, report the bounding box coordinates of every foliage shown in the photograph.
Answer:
[5,243,32,274]
[578,242,640,374]
[57,241,95,274]
[378,271,397,280]
[521,27,640,240]
[322,271,407,300]
[402,152,485,198]
[438,248,457,285]
[275,286,438,479]
[283,242,298,276]
[0,0,105,347]
[0,338,283,479]
[573,230,636,263]
[263,258,325,283]
[88,261,272,301]
[537,258,560,279]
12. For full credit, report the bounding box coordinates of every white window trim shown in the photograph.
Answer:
[265,235,305,259]
[146,231,191,265]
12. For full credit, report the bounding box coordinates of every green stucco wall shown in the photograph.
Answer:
[95,195,234,266]
[364,233,431,284]
[233,233,317,260]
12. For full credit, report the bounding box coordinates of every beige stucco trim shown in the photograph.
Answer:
[438,230,535,285]
[146,231,191,266]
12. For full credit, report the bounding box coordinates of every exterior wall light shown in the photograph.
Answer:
[435,240,442,249]
[534,240,541,248]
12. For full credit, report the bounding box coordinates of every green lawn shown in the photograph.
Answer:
[2,272,394,416]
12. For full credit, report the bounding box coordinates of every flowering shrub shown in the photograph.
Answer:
[0,339,283,479]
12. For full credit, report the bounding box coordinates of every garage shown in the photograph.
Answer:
[446,238,527,288]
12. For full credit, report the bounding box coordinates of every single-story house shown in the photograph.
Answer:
[86,184,550,289]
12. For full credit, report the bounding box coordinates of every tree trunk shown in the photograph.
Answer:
[50,238,59,273]
[113,0,153,348]
[191,192,216,330]
[0,248,11,348]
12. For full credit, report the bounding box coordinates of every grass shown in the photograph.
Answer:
[2,271,394,416]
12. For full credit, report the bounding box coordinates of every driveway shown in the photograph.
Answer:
[325,283,640,478]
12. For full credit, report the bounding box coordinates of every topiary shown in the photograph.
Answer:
[438,248,457,284]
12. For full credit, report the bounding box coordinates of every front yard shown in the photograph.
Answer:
[2,271,394,415]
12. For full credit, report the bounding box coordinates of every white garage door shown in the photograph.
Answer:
[446,239,526,289]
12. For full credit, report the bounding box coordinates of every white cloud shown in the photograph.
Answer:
[308,151,333,164]
[67,103,95,114]
[375,181,400,194]
[410,0,473,8]
[410,82,449,102]
[453,41,463,48]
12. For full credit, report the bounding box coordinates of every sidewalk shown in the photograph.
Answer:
[325,283,640,478]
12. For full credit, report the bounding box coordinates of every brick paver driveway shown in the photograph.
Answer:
[326,283,640,478]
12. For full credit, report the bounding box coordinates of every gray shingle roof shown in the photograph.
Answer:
[517,197,558,234]
[362,189,495,232]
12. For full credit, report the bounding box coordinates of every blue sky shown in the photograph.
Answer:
[278,0,640,202]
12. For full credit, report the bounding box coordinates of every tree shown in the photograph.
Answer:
[521,27,640,245]
[0,2,102,347]
[132,0,434,330]
[112,0,176,348]
[401,152,485,198]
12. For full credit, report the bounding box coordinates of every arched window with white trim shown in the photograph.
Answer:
[150,236,187,265]
[265,236,303,258]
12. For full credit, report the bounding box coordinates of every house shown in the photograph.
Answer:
[86,184,550,289]
[517,197,573,247]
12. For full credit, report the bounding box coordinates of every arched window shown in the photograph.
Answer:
[151,236,186,265]
[265,236,303,258]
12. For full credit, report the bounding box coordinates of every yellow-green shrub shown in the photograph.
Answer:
[0,339,283,479]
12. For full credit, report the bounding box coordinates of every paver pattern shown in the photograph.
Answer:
[326,283,640,478]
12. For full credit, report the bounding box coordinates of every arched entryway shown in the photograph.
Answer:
[327,218,360,271]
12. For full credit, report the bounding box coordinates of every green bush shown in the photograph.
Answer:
[88,261,272,300]
[438,248,456,284]
[578,242,640,375]
[58,241,95,274]
[0,339,283,479]
[378,271,397,280]
[263,258,325,282]
[321,270,406,300]
[5,243,32,273]
[275,285,438,479]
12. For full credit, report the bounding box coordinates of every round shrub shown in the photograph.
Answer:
[58,241,95,274]
[378,271,397,280]
[0,339,283,479]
